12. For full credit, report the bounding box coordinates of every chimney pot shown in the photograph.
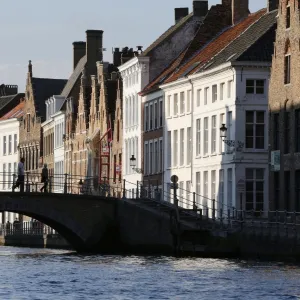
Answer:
[174,7,189,24]
[268,0,279,12]
[193,0,208,18]
[86,30,104,76]
[222,0,249,25]
[73,41,86,70]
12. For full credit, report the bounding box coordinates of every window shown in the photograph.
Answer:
[3,136,6,155]
[212,85,217,103]
[154,102,158,128]
[211,171,216,202]
[211,115,217,154]
[227,169,232,209]
[203,171,208,208]
[204,117,209,155]
[220,83,225,101]
[113,155,117,182]
[14,134,17,153]
[186,181,191,209]
[173,130,178,167]
[167,95,171,117]
[180,92,185,114]
[196,172,201,206]
[119,153,122,181]
[227,80,232,98]
[144,143,149,175]
[246,168,264,211]
[219,170,224,211]
[180,128,184,166]
[284,111,290,154]
[8,135,12,154]
[8,163,11,188]
[3,163,6,189]
[196,118,201,156]
[220,113,225,153]
[159,139,163,172]
[154,140,158,173]
[187,127,192,165]
[150,104,153,130]
[187,90,191,113]
[274,113,280,151]
[149,142,153,174]
[245,111,265,149]
[174,94,178,115]
[285,54,291,84]
[144,105,149,131]
[197,89,201,107]
[159,99,163,127]
[246,79,265,94]
[204,87,209,105]
[167,131,171,168]
[227,111,233,152]
[27,114,30,132]
[286,5,291,28]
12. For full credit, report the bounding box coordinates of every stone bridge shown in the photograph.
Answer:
[0,192,179,253]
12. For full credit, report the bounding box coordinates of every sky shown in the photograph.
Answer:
[0,0,265,92]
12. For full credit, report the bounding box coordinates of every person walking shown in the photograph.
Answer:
[12,157,25,192]
[40,164,49,193]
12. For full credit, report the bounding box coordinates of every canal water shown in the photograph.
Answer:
[1,247,300,300]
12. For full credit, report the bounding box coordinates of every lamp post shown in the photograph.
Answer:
[219,124,244,152]
[130,155,136,169]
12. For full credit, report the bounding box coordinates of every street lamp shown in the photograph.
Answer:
[219,123,244,152]
[130,155,136,168]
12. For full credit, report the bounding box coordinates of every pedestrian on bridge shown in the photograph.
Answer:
[40,164,48,193]
[12,157,25,192]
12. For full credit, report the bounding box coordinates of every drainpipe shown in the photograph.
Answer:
[188,79,194,186]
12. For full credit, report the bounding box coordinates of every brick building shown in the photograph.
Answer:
[268,0,300,211]
[19,61,66,180]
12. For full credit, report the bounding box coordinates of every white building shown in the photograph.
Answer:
[160,9,276,215]
[0,101,24,223]
[119,55,150,197]
[43,95,66,193]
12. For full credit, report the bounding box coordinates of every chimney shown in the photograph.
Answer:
[73,41,86,70]
[113,48,122,67]
[193,0,208,18]
[222,0,249,25]
[268,0,279,12]
[86,30,104,76]
[175,8,189,23]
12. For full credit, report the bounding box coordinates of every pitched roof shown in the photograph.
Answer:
[61,55,87,98]
[32,77,67,120]
[142,13,194,56]
[141,8,271,95]
[140,4,235,95]
[196,9,277,72]
[0,93,25,117]
[0,101,25,120]
[164,8,269,84]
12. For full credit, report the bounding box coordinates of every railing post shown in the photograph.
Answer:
[25,172,30,192]
[64,173,68,194]
[122,179,126,199]
[212,199,216,220]
[193,192,196,211]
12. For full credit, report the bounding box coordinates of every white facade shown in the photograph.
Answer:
[119,56,150,197]
[0,118,20,223]
[43,96,66,193]
[162,61,270,214]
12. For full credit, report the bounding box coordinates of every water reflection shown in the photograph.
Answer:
[0,247,300,299]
